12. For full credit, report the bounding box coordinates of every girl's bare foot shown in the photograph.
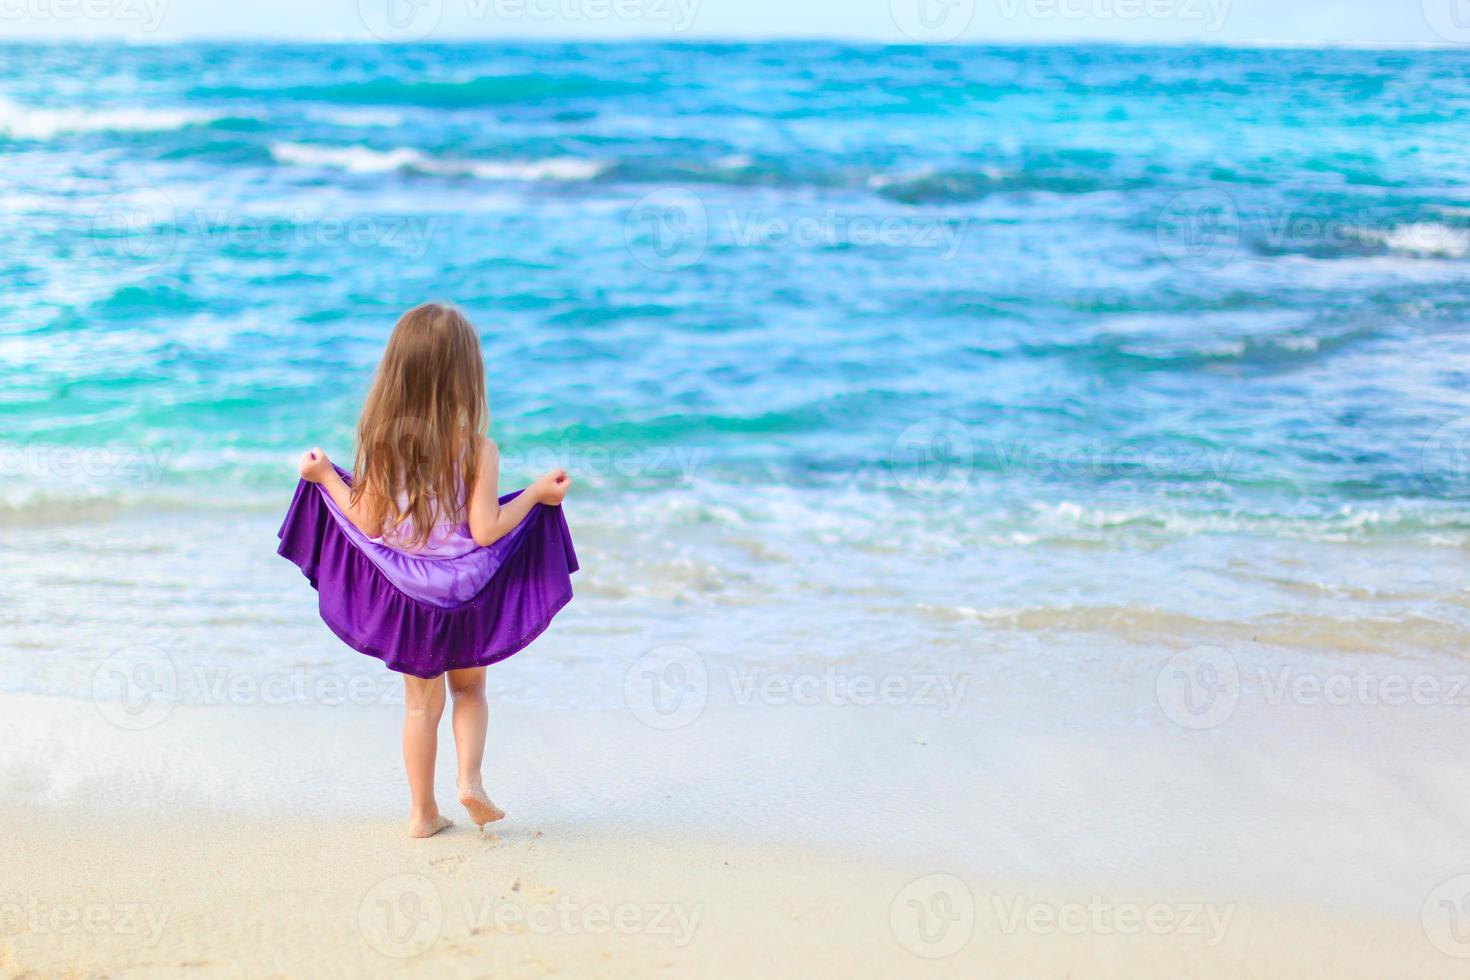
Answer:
[408,812,454,838]
[458,782,505,826]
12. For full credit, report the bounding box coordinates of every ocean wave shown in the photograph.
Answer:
[5,453,1470,559]
[273,144,803,189]
[263,141,1143,201]
[0,97,224,140]
[1249,220,1470,262]
[1030,321,1379,373]
[1020,499,1470,545]
[1373,222,1470,259]
[268,141,607,181]
[868,166,1116,204]
[601,153,806,189]
[195,74,647,109]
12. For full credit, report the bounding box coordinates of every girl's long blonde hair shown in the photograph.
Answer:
[352,303,486,548]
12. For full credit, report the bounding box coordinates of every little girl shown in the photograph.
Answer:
[281,303,576,838]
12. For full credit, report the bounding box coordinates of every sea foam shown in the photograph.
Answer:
[0,97,223,140]
[269,141,607,181]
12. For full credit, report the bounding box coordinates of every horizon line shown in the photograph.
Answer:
[0,34,1459,50]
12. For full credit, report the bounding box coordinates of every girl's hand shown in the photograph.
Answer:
[533,468,572,505]
[299,448,333,484]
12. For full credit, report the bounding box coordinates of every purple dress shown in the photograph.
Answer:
[277,467,578,678]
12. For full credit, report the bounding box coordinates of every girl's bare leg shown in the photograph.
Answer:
[402,672,452,838]
[447,667,504,825]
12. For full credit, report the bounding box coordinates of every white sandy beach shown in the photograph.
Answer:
[6,636,1470,977]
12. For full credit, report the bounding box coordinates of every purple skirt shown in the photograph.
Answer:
[276,470,578,678]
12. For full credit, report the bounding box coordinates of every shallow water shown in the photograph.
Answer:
[2,41,1469,702]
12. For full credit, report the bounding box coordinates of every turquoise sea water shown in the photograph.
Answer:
[3,42,1470,700]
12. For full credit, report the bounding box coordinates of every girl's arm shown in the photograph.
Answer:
[298,448,380,537]
[468,436,572,547]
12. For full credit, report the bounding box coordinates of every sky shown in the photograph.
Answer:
[0,0,1460,46]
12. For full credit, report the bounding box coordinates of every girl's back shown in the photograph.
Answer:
[372,451,477,558]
